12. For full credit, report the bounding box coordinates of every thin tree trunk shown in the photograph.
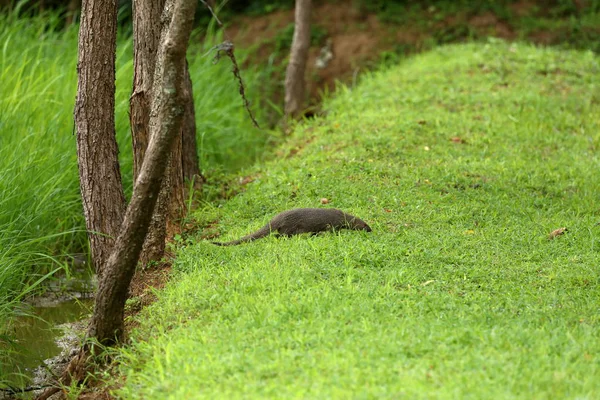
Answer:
[130,0,165,182]
[75,0,125,278]
[181,59,202,185]
[158,0,185,236]
[88,0,197,344]
[167,128,185,233]
[130,0,168,266]
[284,0,312,119]
[131,0,190,266]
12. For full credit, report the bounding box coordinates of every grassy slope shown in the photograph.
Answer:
[117,41,599,398]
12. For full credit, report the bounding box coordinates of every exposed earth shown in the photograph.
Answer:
[223,0,597,106]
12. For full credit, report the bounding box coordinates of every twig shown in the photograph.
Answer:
[199,0,222,26]
[211,41,260,129]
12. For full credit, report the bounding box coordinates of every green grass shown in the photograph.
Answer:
[0,12,274,377]
[366,1,600,57]
[116,40,600,398]
[0,13,88,335]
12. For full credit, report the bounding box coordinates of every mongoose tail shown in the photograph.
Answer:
[211,224,272,246]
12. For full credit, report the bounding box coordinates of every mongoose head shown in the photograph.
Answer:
[349,217,372,232]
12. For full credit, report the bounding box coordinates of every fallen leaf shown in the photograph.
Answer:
[451,136,466,144]
[418,120,427,125]
[239,175,255,185]
[548,227,568,239]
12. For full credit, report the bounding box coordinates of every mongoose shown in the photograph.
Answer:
[212,208,372,246]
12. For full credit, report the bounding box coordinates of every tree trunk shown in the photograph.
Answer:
[131,0,191,266]
[88,0,197,345]
[130,0,165,182]
[130,0,168,266]
[158,0,185,238]
[75,0,125,278]
[167,127,185,233]
[284,0,312,119]
[181,59,202,185]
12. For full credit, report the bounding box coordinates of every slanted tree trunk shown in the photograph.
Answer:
[88,0,198,345]
[74,0,125,278]
[284,0,312,119]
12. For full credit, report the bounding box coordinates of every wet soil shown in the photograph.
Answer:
[3,300,92,398]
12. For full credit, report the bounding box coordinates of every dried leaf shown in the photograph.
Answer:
[548,227,568,239]
[239,175,255,185]
[451,136,466,144]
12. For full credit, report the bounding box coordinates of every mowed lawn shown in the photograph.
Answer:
[117,41,600,399]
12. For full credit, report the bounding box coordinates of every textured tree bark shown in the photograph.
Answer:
[38,1,125,397]
[130,0,165,182]
[167,128,185,233]
[131,0,191,266]
[156,0,185,239]
[74,0,125,278]
[130,0,168,266]
[181,59,202,185]
[284,0,312,119]
[88,0,197,344]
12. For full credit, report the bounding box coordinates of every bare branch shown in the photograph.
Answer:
[200,0,222,26]
[211,41,260,129]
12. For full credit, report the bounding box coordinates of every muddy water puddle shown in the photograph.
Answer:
[4,298,93,389]
[2,265,96,392]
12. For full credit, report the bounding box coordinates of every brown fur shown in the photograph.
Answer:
[212,208,371,246]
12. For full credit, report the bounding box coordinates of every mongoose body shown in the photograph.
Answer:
[212,208,371,246]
